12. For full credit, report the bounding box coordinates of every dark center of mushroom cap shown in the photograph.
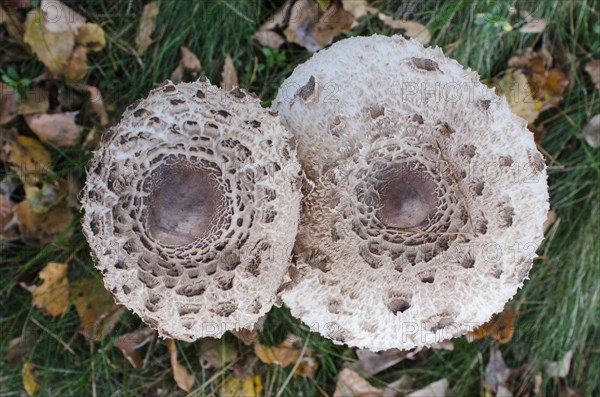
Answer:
[377,168,437,229]
[146,162,223,246]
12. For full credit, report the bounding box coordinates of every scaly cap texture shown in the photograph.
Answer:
[81,80,301,341]
[274,35,549,351]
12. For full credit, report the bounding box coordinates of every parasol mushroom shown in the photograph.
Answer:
[273,35,549,350]
[81,79,301,341]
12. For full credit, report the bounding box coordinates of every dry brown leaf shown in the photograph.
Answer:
[252,0,292,48]
[312,2,355,47]
[86,86,109,126]
[378,13,431,44]
[220,54,238,91]
[468,306,515,344]
[24,178,67,213]
[75,22,106,52]
[31,262,69,316]
[5,135,51,184]
[582,114,600,148]
[0,83,17,124]
[136,1,159,55]
[16,86,50,116]
[220,375,263,397]
[519,13,547,33]
[342,0,378,20]
[0,195,17,240]
[70,278,124,341]
[254,334,302,367]
[114,327,155,368]
[180,46,201,74]
[14,199,72,242]
[25,111,81,147]
[485,347,511,396]
[64,45,88,81]
[585,60,600,91]
[283,0,320,52]
[294,356,319,377]
[545,349,574,378]
[356,348,408,376]
[407,379,448,397]
[165,339,195,392]
[22,362,40,396]
[333,367,383,397]
[198,338,238,369]
[23,9,74,74]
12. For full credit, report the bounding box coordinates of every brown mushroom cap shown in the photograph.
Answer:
[273,35,549,350]
[81,80,301,341]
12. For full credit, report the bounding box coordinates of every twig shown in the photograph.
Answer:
[275,337,310,397]
[29,317,75,355]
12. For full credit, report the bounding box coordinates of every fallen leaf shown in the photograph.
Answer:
[283,0,320,52]
[23,9,74,74]
[220,54,238,91]
[165,339,195,392]
[519,12,547,33]
[0,83,17,123]
[70,278,124,341]
[356,348,408,376]
[25,111,81,147]
[333,368,383,397]
[230,328,259,346]
[342,0,378,20]
[22,362,39,396]
[86,86,109,126]
[378,13,431,44]
[14,198,73,243]
[220,375,263,397]
[383,375,413,397]
[312,3,355,47]
[585,60,600,91]
[468,306,515,344]
[496,69,541,126]
[31,262,70,316]
[294,356,319,377]
[581,114,600,148]
[252,0,292,48]
[5,135,51,185]
[16,86,50,115]
[486,347,512,395]
[543,209,557,235]
[40,0,85,33]
[198,338,238,369]
[24,178,67,213]
[114,327,156,368]
[75,23,106,52]
[6,331,37,367]
[545,349,574,378]
[170,47,202,83]
[255,334,303,368]
[0,195,18,240]
[136,1,159,55]
[407,379,448,397]
[64,44,88,81]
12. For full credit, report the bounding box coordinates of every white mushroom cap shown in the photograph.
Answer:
[81,80,301,341]
[273,35,549,350]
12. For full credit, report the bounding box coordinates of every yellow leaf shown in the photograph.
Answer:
[254,334,302,367]
[5,135,51,189]
[76,23,105,52]
[32,262,69,316]
[496,69,541,126]
[23,9,75,74]
[25,111,82,147]
[165,339,195,392]
[378,13,431,44]
[23,179,67,213]
[22,362,40,396]
[220,54,238,91]
[467,306,515,344]
[70,278,124,341]
[136,1,159,55]
[220,375,263,397]
[16,86,50,116]
[294,356,319,377]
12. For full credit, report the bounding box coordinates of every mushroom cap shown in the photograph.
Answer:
[81,80,301,341]
[273,35,549,350]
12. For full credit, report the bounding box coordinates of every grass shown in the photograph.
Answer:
[1,0,599,396]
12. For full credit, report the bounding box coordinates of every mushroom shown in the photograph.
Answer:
[81,79,301,341]
[273,35,549,350]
